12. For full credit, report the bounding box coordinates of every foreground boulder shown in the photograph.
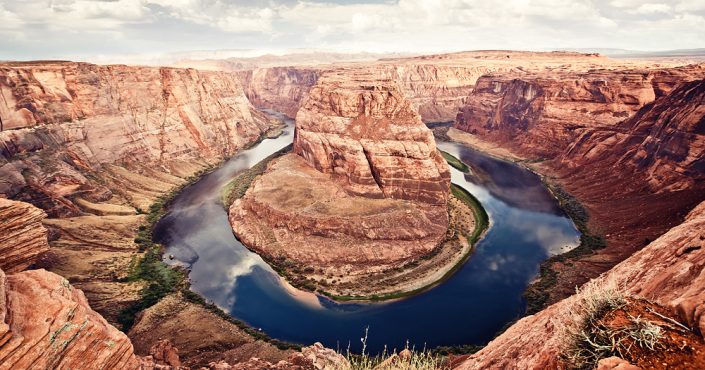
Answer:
[0,268,141,369]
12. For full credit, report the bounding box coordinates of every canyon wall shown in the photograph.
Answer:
[455,64,705,158]
[235,67,321,118]
[0,61,287,367]
[0,61,273,216]
[452,66,705,305]
[233,51,670,124]
[293,69,451,204]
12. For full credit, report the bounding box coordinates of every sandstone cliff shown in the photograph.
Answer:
[455,64,705,158]
[0,61,273,216]
[0,268,142,369]
[0,61,287,366]
[293,70,451,204]
[235,67,321,118]
[0,198,48,273]
[451,66,705,306]
[231,51,680,124]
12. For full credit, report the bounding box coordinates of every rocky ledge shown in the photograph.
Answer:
[228,70,483,299]
[0,198,48,273]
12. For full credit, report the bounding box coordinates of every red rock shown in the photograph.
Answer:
[0,61,273,216]
[0,268,141,369]
[293,69,450,205]
[149,339,182,368]
[457,197,705,369]
[455,65,705,158]
[596,357,642,370]
[0,198,48,273]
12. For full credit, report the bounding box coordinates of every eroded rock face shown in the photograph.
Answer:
[293,70,450,205]
[235,67,321,118]
[0,61,272,216]
[230,51,683,124]
[562,78,705,193]
[457,79,705,370]
[455,65,705,158]
[0,268,141,369]
[0,198,48,273]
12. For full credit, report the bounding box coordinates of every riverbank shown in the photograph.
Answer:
[223,151,489,302]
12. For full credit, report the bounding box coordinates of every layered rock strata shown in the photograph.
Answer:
[455,64,705,158]
[234,67,321,118]
[0,268,142,369]
[293,70,451,205]
[230,71,463,298]
[0,61,272,216]
[228,51,688,124]
[0,198,48,273]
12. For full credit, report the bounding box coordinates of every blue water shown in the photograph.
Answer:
[155,111,579,353]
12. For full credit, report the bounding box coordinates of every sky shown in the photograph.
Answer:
[1,0,705,62]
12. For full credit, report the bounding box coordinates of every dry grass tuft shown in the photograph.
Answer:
[560,278,667,369]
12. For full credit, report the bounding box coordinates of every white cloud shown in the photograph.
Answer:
[633,3,672,14]
[1,0,704,60]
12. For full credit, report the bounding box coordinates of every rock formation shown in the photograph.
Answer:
[293,70,451,204]
[0,61,288,366]
[561,78,705,193]
[229,70,471,298]
[0,198,48,273]
[451,65,705,306]
[0,268,142,369]
[226,51,683,124]
[0,61,273,216]
[455,64,705,158]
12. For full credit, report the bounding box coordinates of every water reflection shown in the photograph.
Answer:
[156,112,580,353]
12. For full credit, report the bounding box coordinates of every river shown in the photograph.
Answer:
[155,111,580,354]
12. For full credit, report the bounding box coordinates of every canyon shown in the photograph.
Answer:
[0,50,704,369]
[0,61,294,367]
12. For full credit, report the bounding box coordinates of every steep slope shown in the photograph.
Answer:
[451,66,705,306]
[0,198,48,273]
[530,77,705,305]
[228,51,686,123]
[0,61,273,216]
[234,67,321,118]
[293,69,451,204]
[0,61,288,366]
[455,64,705,158]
